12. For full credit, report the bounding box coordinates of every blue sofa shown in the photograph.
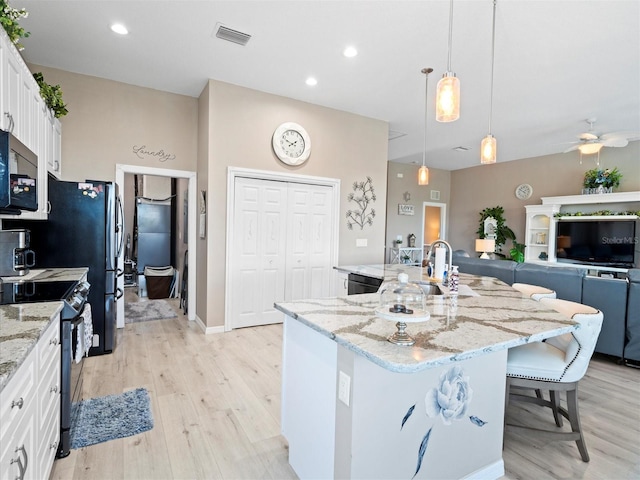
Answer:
[452,253,637,364]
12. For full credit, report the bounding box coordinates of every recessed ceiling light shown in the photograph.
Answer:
[305,77,318,86]
[343,46,358,58]
[110,23,129,35]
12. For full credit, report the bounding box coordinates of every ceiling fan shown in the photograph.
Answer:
[563,118,640,155]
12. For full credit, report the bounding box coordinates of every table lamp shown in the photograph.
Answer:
[475,238,495,259]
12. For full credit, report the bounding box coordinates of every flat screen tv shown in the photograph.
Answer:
[556,219,637,268]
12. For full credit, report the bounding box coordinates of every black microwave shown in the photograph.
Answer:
[0,130,38,214]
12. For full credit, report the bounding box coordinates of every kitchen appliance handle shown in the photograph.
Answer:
[116,195,125,258]
[115,287,124,300]
[24,250,36,268]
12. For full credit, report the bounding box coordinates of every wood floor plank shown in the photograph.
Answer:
[50,295,639,480]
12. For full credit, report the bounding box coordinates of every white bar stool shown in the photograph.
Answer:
[511,282,556,301]
[505,298,603,462]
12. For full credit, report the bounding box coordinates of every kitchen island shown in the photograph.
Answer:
[275,265,579,480]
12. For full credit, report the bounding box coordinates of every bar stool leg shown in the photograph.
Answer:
[550,390,563,427]
[567,387,589,462]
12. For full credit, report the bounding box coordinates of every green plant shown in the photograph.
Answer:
[0,0,29,50]
[583,167,622,189]
[509,241,526,263]
[476,206,515,256]
[33,72,68,118]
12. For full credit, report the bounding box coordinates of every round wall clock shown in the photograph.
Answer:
[272,122,311,165]
[515,183,533,200]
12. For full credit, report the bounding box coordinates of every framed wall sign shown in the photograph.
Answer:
[398,204,415,216]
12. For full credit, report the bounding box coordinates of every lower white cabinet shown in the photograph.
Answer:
[0,314,60,480]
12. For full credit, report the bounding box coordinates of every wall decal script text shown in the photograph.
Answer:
[132,145,176,162]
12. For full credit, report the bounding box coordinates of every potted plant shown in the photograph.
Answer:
[33,72,68,118]
[583,167,622,193]
[476,206,516,258]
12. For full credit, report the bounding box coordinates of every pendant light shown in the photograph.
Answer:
[419,68,433,186]
[436,0,460,122]
[481,0,498,164]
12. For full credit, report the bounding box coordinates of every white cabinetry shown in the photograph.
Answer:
[525,192,640,264]
[0,315,61,480]
[389,247,423,265]
[335,270,348,296]
[42,112,62,178]
[524,205,559,263]
[0,26,61,220]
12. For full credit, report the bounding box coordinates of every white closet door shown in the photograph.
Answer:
[286,183,334,301]
[230,177,288,328]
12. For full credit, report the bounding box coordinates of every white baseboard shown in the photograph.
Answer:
[194,314,225,334]
[462,459,504,480]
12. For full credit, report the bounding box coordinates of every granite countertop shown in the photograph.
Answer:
[0,267,89,392]
[277,266,578,373]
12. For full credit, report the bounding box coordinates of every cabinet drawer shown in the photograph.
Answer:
[36,401,60,480]
[37,356,60,433]
[0,398,36,480]
[0,351,36,439]
[37,318,61,368]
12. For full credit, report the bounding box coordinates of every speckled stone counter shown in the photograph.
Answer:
[279,266,581,479]
[277,266,578,373]
[0,267,89,392]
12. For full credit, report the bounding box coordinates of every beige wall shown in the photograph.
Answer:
[29,65,198,181]
[449,142,640,256]
[202,79,389,328]
[385,162,451,259]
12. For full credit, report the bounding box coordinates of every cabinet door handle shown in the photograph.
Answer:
[47,201,52,214]
[11,397,24,409]
[11,445,28,480]
[50,441,58,451]
[50,385,58,394]
[54,160,59,171]
[50,337,59,346]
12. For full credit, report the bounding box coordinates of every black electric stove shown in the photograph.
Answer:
[0,279,89,319]
[0,277,91,459]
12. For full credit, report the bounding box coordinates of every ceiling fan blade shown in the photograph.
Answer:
[602,137,629,148]
[579,132,598,141]
[601,131,640,141]
[563,145,580,153]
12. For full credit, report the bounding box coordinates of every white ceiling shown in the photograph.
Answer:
[16,0,640,170]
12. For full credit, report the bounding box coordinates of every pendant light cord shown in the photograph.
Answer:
[488,0,497,134]
[422,68,433,168]
[447,0,454,71]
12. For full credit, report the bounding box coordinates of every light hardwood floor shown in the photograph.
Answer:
[51,295,639,479]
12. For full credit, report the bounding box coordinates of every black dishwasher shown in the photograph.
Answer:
[348,273,383,295]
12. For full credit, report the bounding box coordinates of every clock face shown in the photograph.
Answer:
[272,122,311,165]
[280,129,305,158]
[515,183,533,200]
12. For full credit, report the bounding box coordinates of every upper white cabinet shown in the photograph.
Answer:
[0,27,61,220]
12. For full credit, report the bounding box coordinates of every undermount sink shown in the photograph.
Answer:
[416,282,444,296]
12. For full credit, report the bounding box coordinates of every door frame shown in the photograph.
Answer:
[115,164,197,327]
[225,167,340,332]
[422,201,447,247]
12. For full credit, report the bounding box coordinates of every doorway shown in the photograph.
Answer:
[115,164,197,328]
[422,202,447,249]
[225,167,340,331]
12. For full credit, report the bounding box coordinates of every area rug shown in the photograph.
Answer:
[125,299,177,323]
[70,388,154,449]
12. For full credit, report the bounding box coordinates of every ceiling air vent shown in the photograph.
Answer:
[214,24,251,46]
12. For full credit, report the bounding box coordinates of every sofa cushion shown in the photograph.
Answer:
[452,256,517,285]
[514,263,584,302]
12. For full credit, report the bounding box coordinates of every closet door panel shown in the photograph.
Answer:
[231,178,287,328]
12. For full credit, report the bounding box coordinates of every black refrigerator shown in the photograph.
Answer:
[5,175,123,355]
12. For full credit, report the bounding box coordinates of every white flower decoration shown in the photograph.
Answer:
[425,365,473,425]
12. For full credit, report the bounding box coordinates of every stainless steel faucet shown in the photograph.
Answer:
[426,239,453,277]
